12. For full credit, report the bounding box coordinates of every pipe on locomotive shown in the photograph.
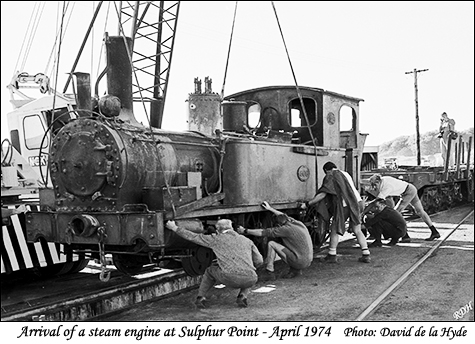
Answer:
[70,214,100,237]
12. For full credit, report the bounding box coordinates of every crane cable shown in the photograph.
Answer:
[16,1,75,87]
[47,2,75,87]
[16,2,44,74]
[271,1,319,189]
[39,1,69,187]
[95,1,111,81]
[220,1,238,99]
[14,2,37,73]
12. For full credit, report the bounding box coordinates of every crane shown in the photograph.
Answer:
[118,1,180,129]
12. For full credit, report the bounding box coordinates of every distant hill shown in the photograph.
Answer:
[378,127,474,157]
[376,127,474,167]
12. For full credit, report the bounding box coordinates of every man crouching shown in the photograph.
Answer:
[166,219,263,308]
[237,201,313,281]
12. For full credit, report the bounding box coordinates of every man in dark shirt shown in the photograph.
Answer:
[363,198,407,247]
[301,162,371,263]
[237,201,313,280]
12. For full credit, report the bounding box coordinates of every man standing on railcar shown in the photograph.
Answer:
[300,162,371,264]
[237,202,313,281]
[438,111,457,167]
[363,198,407,247]
[165,219,263,308]
[365,174,440,241]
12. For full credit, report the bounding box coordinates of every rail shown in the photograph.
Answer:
[1,269,201,321]
[355,207,474,321]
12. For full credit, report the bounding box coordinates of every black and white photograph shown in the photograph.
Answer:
[1,1,473,343]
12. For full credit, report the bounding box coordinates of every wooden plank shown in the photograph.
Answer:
[292,146,330,156]
[165,193,225,220]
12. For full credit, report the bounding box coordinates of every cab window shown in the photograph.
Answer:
[23,115,48,150]
[289,97,316,127]
[340,105,354,131]
[248,103,261,128]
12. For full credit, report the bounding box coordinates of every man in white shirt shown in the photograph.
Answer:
[365,174,440,241]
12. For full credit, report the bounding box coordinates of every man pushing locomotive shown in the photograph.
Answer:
[362,198,407,247]
[365,174,441,241]
[236,201,314,281]
[300,162,371,264]
[165,219,263,308]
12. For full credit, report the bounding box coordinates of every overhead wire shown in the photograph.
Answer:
[42,1,68,187]
[271,1,319,189]
[14,2,40,75]
[91,1,95,83]
[19,2,45,72]
[95,1,111,81]
[47,1,75,88]
[62,1,103,93]
[220,1,238,99]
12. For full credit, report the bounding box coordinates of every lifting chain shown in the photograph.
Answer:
[97,226,111,282]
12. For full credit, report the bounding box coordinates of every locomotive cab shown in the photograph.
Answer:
[222,86,367,187]
[222,87,365,148]
[222,86,324,145]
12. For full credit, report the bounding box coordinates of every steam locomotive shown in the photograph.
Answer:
[23,35,371,280]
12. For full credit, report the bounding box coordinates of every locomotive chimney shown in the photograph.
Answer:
[204,77,212,94]
[194,78,202,94]
[73,72,92,117]
[104,34,138,124]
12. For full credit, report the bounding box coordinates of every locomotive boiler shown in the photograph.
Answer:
[25,35,367,280]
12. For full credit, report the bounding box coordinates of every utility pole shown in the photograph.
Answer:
[405,68,428,165]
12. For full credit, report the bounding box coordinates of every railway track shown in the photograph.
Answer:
[1,264,201,321]
[355,206,474,321]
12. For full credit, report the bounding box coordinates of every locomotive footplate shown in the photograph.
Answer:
[25,210,171,248]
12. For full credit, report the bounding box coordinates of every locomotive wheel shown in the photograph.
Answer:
[439,186,450,211]
[437,189,445,211]
[158,259,183,270]
[453,182,463,203]
[468,171,474,202]
[301,206,330,248]
[68,259,90,274]
[421,187,439,214]
[242,211,273,258]
[181,247,213,277]
[34,261,76,278]
[112,254,144,275]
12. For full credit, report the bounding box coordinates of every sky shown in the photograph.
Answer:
[1,1,474,147]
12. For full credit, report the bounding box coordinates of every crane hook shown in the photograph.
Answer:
[97,227,111,282]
